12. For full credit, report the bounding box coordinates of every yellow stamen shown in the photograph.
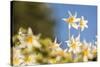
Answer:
[26,36,33,44]
[67,16,75,23]
[83,48,89,56]
[71,42,77,49]
[80,20,84,27]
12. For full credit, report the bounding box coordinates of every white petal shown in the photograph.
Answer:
[36,34,41,40]
[56,47,62,51]
[76,47,81,53]
[83,56,88,62]
[88,53,93,59]
[81,27,84,31]
[68,11,72,16]
[81,16,84,20]
[59,42,62,46]
[69,48,72,52]
[76,34,80,41]
[85,25,88,28]
[73,49,76,54]
[84,40,87,44]
[56,56,61,61]
[65,41,70,47]
[72,23,78,29]
[74,18,80,22]
[85,20,88,24]
[65,40,69,44]
[62,18,67,21]
[68,24,71,29]
[54,37,57,44]
[64,48,68,52]
[18,43,26,48]
[71,35,74,42]
[71,35,74,39]
[89,43,92,48]
[74,12,77,18]
[32,40,41,48]
[28,27,33,35]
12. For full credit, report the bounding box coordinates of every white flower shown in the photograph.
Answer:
[82,40,93,62]
[62,11,80,29]
[18,27,27,36]
[79,16,88,31]
[64,48,68,53]
[12,47,24,66]
[25,28,41,48]
[13,47,24,58]
[23,55,36,65]
[16,27,41,53]
[91,44,97,58]
[13,56,23,66]
[66,35,81,53]
[52,38,62,51]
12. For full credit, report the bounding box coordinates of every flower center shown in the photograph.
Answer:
[26,36,33,44]
[71,42,77,49]
[80,20,84,27]
[67,16,75,23]
[83,48,88,56]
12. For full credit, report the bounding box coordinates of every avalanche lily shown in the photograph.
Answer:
[50,38,62,51]
[25,28,41,48]
[66,35,81,54]
[82,40,93,62]
[13,56,23,66]
[79,16,88,31]
[23,55,36,65]
[62,11,80,29]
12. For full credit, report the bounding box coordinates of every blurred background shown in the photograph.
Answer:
[11,1,55,40]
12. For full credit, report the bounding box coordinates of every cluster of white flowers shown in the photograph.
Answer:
[65,35,97,62]
[62,11,97,62]
[11,11,97,66]
[12,27,97,66]
[12,27,41,66]
[62,11,88,31]
[12,27,67,66]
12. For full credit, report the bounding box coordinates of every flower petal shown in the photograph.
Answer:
[71,23,78,29]
[74,18,80,22]
[28,27,33,35]
[68,11,72,16]
[74,12,77,18]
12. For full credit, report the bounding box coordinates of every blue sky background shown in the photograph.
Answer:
[47,3,97,49]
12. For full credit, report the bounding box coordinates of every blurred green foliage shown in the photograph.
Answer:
[11,1,55,39]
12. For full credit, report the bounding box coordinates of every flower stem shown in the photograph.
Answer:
[79,27,81,41]
[78,21,81,42]
[68,24,71,41]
